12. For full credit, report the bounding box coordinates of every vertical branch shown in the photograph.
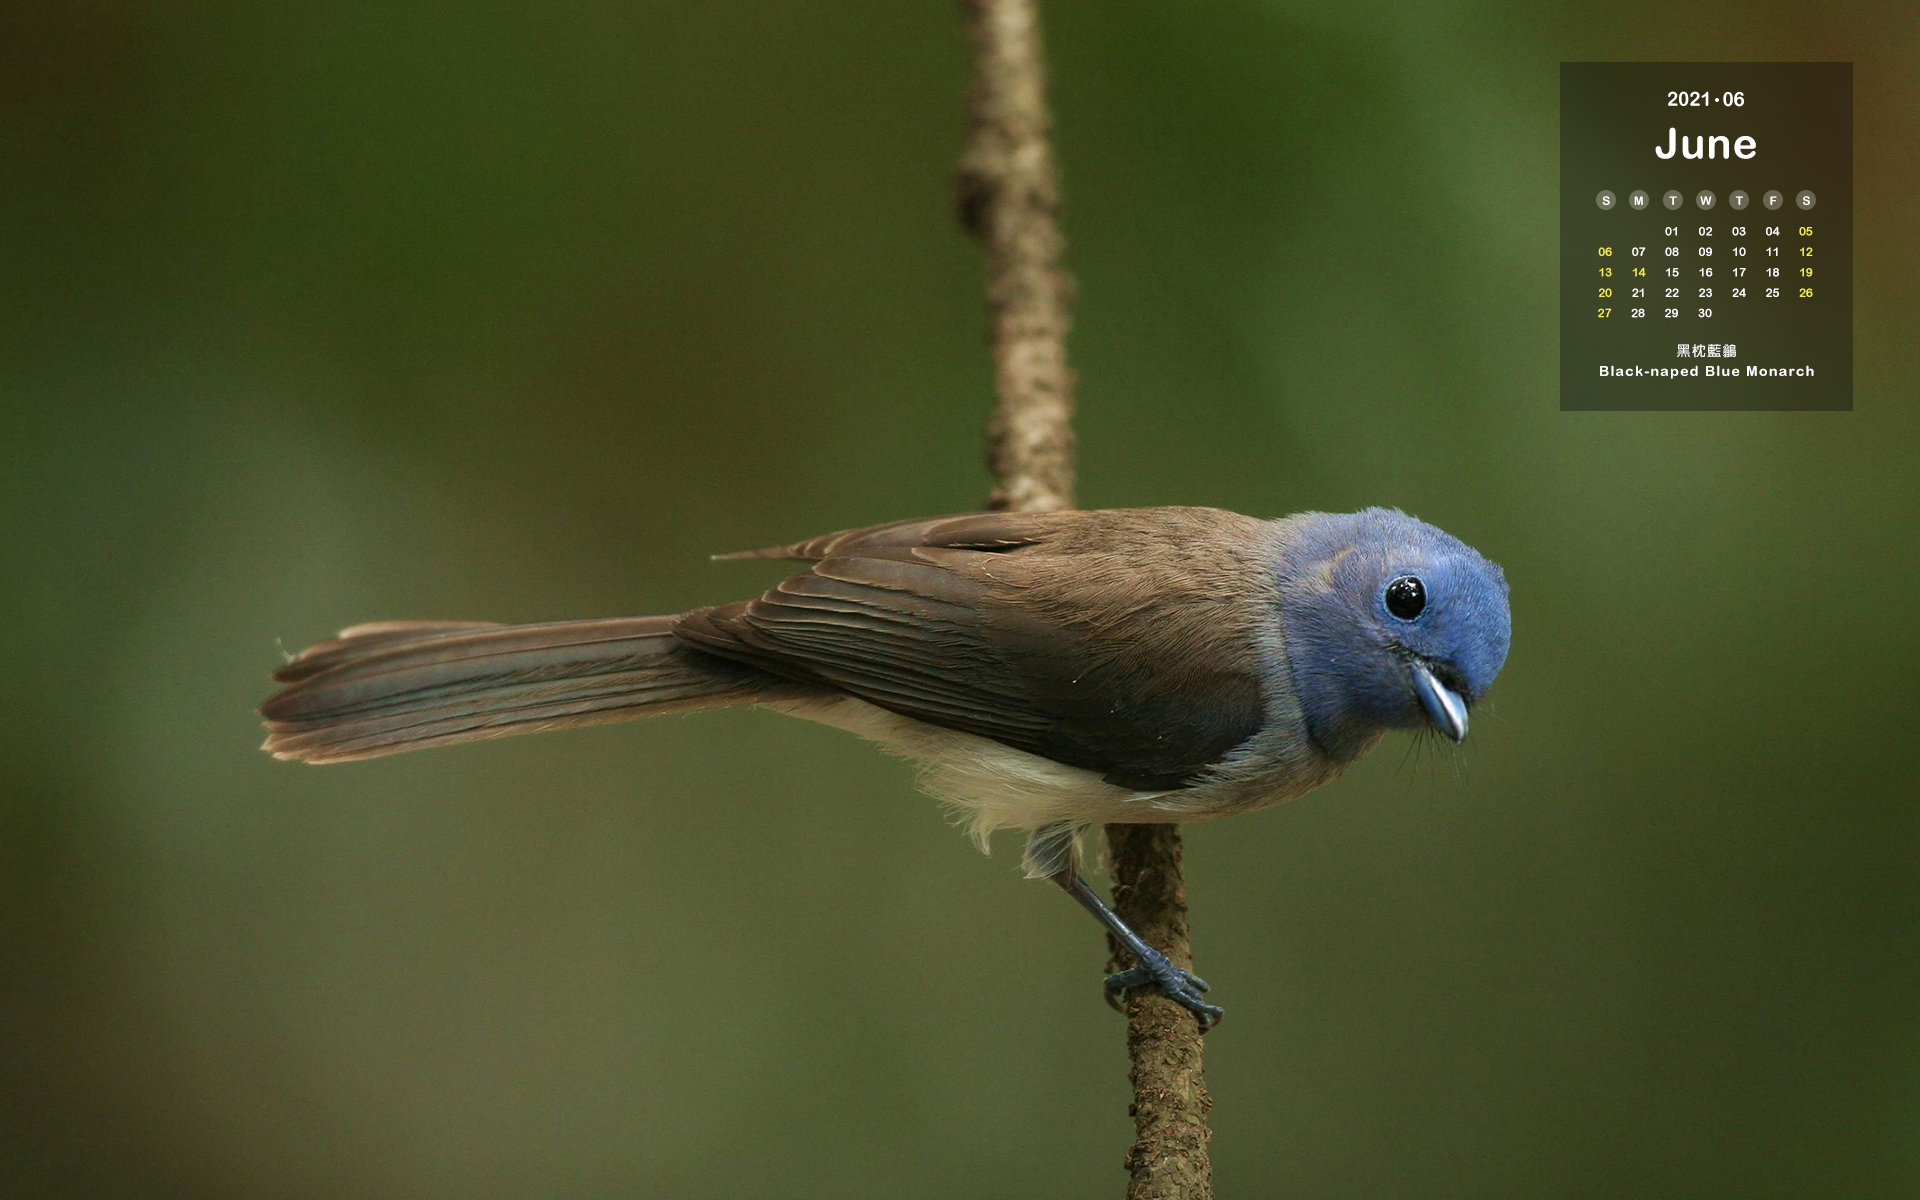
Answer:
[956,3,1213,1196]
[956,0,1074,514]
[1105,825,1214,1200]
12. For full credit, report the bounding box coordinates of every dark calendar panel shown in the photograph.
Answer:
[1561,63,1851,411]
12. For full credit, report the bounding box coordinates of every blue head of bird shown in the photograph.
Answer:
[1276,508,1511,761]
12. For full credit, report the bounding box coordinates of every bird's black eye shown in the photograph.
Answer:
[1384,575,1426,620]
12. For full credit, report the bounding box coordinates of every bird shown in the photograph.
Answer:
[260,505,1511,1030]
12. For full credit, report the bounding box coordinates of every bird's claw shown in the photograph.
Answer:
[1103,946,1224,1032]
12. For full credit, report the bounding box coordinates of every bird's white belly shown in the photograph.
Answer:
[764,695,1350,857]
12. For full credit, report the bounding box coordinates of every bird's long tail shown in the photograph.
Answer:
[260,617,781,764]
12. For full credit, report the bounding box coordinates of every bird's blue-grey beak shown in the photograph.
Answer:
[1409,660,1469,742]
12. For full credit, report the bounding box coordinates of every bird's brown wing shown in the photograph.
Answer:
[680,508,1274,789]
[713,511,1067,562]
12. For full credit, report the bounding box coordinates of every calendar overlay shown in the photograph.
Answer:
[1561,63,1851,411]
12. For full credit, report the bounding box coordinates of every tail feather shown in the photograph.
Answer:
[261,616,779,764]
[270,621,507,684]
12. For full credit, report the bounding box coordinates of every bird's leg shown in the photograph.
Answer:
[1052,865,1224,1033]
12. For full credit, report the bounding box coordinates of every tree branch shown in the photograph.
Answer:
[956,3,1213,1195]
[1105,824,1215,1199]
[956,0,1074,515]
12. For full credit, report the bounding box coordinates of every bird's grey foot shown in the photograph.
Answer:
[1104,945,1223,1032]
[1050,862,1224,1032]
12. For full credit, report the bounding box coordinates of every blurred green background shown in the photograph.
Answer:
[4,2,1915,1196]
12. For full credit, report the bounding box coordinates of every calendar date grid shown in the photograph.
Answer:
[1593,210,1815,332]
